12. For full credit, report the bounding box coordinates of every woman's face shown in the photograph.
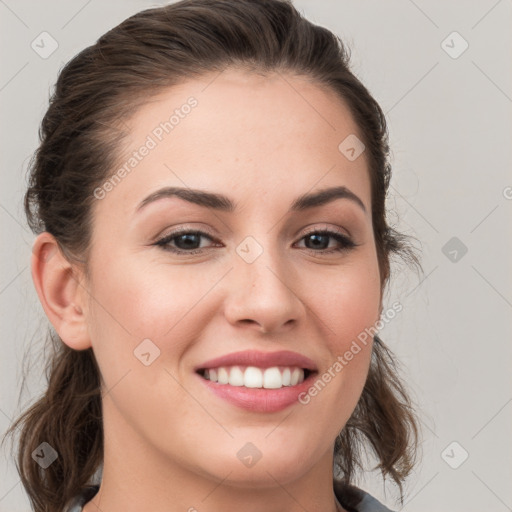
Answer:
[80,69,381,487]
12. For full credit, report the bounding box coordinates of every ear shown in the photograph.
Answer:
[31,232,92,350]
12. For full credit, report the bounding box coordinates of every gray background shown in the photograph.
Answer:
[1,1,511,511]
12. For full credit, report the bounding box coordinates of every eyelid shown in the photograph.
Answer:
[154,224,218,242]
[300,224,351,239]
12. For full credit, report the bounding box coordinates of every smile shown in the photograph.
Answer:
[198,365,312,389]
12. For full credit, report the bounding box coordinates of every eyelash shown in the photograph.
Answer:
[154,227,358,256]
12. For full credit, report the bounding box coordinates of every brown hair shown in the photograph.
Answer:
[2,0,422,510]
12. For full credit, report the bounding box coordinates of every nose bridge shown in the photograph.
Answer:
[223,233,303,333]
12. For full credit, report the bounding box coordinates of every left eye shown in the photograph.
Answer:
[154,229,356,255]
[296,230,356,253]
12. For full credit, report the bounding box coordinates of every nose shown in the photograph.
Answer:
[223,242,305,334]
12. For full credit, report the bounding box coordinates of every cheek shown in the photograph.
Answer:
[85,252,229,394]
[85,256,213,420]
[312,259,381,353]
[88,252,218,341]
[297,264,379,430]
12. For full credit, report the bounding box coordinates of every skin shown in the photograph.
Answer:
[32,68,382,512]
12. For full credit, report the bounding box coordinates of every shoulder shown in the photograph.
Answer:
[334,479,396,512]
[63,485,100,512]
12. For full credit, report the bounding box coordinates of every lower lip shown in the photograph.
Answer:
[197,372,316,413]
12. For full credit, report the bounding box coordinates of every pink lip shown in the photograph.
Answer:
[194,350,319,413]
[197,372,316,413]
[194,349,318,372]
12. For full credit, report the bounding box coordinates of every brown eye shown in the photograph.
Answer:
[295,230,357,254]
[155,230,219,255]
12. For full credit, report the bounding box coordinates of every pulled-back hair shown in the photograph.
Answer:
[2,1,421,510]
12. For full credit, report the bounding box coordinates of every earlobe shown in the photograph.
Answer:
[31,232,92,351]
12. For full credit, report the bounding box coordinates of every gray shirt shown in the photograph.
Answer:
[64,481,395,512]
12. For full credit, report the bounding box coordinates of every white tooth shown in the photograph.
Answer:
[217,367,229,384]
[244,366,263,388]
[281,367,291,386]
[228,366,244,386]
[290,367,301,386]
[263,367,283,389]
[206,366,305,387]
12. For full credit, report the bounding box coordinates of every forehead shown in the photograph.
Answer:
[95,68,371,218]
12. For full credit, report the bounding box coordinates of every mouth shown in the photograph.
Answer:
[196,365,316,389]
[194,349,319,412]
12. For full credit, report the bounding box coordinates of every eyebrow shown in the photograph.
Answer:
[135,185,367,214]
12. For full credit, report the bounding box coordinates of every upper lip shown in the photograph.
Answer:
[195,350,318,372]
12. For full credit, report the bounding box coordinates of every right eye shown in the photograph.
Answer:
[154,229,221,255]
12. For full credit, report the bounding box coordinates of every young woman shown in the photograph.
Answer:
[4,1,421,511]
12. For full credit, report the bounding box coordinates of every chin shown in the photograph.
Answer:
[196,443,314,488]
